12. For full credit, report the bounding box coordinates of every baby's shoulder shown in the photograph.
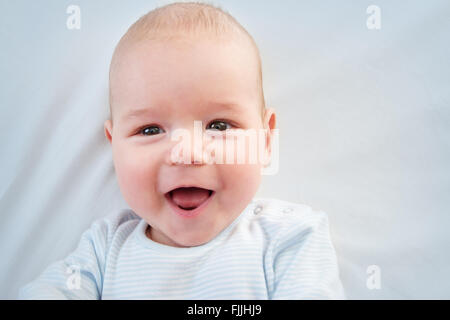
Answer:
[250,197,328,221]
[248,197,331,241]
[85,209,141,246]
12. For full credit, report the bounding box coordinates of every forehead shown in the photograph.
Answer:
[110,37,261,120]
[119,101,257,129]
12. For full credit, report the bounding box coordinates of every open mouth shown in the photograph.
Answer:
[165,187,214,211]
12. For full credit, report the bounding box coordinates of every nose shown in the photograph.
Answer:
[165,121,207,166]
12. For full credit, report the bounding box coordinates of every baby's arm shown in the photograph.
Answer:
[270,210,346,299]
[18,218,109,300]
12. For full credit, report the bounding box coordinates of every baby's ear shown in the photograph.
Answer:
[261,108,279,175]
[263,107,277,155]
[264,107,276,131]
[104,119,113,144]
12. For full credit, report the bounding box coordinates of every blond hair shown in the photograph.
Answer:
[109,2,265,123]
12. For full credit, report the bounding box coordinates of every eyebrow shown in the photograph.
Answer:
[122,108,158,120]
[121,102,242,120]
[205,102,242,113]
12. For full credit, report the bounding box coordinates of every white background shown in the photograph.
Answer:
[0,0,449,299]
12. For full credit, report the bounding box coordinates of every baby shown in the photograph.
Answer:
[19,2,345,299]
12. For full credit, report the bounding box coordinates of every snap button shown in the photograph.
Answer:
[283,207,293,213]
[253,205,263,215]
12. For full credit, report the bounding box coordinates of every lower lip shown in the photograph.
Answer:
[165,191,215,218]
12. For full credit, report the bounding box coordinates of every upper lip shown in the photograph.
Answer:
[164,184,214,195]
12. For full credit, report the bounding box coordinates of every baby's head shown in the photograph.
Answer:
[104,2,276,247]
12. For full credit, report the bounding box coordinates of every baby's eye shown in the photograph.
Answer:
[207,120,232,131]
[139,125,165,136]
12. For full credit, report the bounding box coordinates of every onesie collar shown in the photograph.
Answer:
[134,200,257,255]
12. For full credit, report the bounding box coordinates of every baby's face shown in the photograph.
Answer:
[105,37,275,247]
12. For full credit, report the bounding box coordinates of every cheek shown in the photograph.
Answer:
[112,143,160,209]
[219,163,262,205]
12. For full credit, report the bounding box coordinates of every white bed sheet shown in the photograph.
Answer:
[1,0,449,299]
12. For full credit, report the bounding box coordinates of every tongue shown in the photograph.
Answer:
[171,187,211,209]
